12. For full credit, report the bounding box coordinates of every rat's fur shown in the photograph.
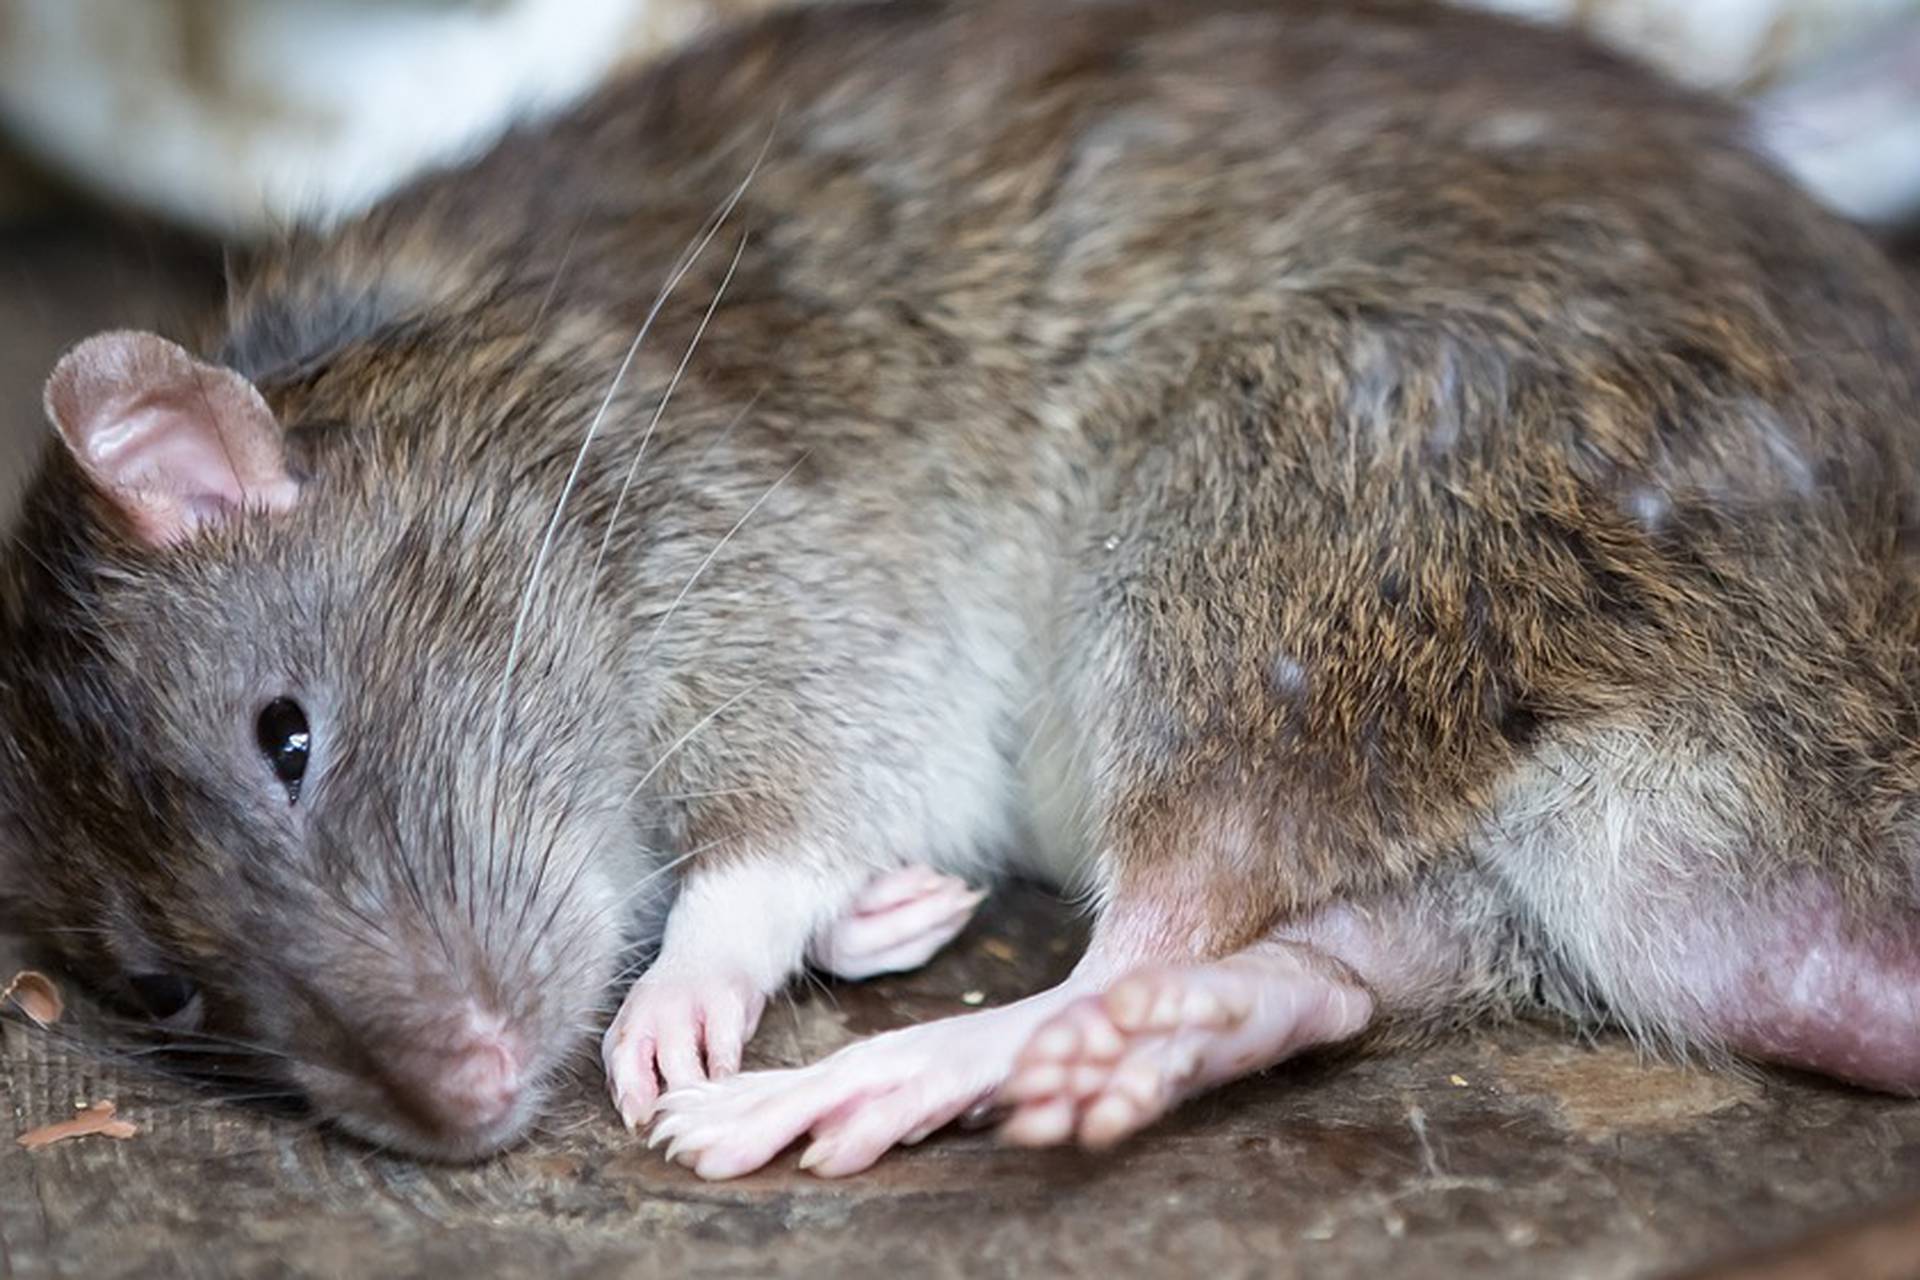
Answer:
[4,0,1920,1164]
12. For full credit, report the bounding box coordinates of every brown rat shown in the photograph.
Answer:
[4,0,1920,1172]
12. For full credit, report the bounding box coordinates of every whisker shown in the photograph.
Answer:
[632,785,768,804]
[528,218,587,339]
[57,1013,298,1059]
[485,124,776,792]
[590,230,753,587]
[598,838,729,937]
[637,451,805,664]
[620,682,761,810]
[567,384,767,664]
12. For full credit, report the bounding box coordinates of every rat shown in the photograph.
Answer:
[4,0,1920,1176]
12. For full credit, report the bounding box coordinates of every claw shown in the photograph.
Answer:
[602,971,769,1135]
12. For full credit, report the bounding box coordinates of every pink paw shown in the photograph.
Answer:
[601,971,767,1129]
[649,1004,1037,1179]
[997,967,1247,1150]
[807,865,986,981]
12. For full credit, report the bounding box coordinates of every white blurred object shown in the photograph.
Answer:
[2,0,1919,234]
[1463,0,1920,225]
[1749,19,1920,224]
[1466,0,1917,89]
[0,0,788,238]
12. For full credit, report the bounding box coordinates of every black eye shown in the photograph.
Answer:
[256,698,311,803]
[127,972,199,1021]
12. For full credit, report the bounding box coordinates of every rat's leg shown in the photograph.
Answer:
[999,882,1490,1149]
[644,877,1483,1179]
[1543,873,1920,1093]
[806,864,988,981]
[647,961,1108,1179]
[603,858,980,1127]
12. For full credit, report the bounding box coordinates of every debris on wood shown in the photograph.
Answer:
[2,969,63,1025]
[981,938,1019,963]
[17,1100,138,1151]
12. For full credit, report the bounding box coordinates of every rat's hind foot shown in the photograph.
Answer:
[602,971,768,1129]
[998,945,1375,1150]
[997,967,1240,1149]
[807,864,986,981]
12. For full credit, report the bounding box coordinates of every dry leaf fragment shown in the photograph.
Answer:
[1,970,63,1025]
[17,1100,138,1150]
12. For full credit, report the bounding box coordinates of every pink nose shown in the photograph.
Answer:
[387,1017,526,1139]
[433,1035,522,1130]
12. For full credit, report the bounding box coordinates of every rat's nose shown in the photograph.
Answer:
[384,1010,527,1140]
[432,1034,522,1129]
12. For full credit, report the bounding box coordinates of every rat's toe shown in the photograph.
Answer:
[1000,1059,1069,1103]
[1000,1097,1078,1146]
[654,1072,822,1178]
[801,1083,985,1177]
[604,971,770,1127]
[1079,1091,1151,1149]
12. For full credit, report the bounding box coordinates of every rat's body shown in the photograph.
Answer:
[5,0,1920,1173]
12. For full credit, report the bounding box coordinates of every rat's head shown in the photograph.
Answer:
[0,330,639,1160]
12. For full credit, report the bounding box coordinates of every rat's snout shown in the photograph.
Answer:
[279,914,581,1161]
[379,1004,529,1142]
[254,802,628,1159]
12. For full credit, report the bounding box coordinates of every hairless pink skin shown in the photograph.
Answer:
[1577,873,1920,1096]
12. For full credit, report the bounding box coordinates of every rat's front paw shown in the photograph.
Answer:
[602,971,768,1129]
[807,864,986,981]
[648,1009,1030,1179]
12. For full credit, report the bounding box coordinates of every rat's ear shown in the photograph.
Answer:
[42,330,299,548]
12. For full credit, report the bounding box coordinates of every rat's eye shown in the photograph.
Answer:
[127,972,199,1021]
[256,698,311,804]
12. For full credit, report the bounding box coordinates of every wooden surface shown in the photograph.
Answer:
[1676,1197,1920,1280]
[4,215,1920,1280]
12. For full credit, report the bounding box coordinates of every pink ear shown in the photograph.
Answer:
[42,330,299,547]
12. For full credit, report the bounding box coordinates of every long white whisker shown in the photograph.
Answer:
[590,231,752,585]
[622,682,760,808]
[637,453,806,663]
[598,835,733,928]
[575,385,769,643]
[484,141,770,782]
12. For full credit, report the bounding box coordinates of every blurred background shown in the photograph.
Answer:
[1,0,1918,503]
